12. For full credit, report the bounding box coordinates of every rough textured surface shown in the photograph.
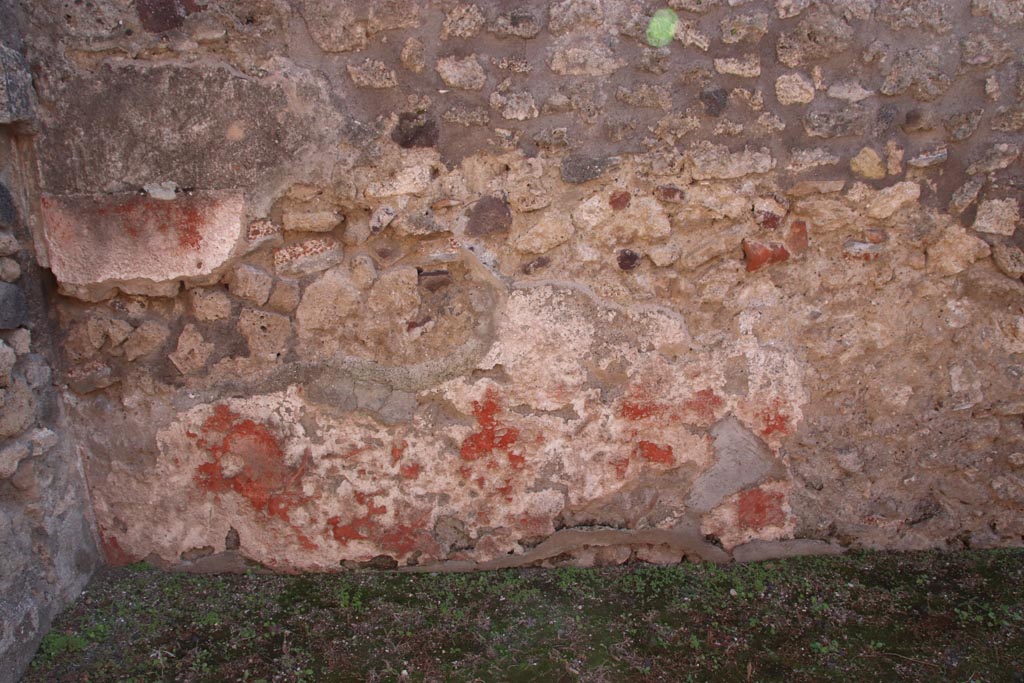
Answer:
[5,0,1024,674]
[0,43,34,124]
[0,101,100,683]
[40,192,245,300]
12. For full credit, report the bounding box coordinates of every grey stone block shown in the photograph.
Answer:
[0,44,34,123]
[0,281,26,329]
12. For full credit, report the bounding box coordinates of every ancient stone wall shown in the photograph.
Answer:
[1,7,101,681]
[3,1,1024,657]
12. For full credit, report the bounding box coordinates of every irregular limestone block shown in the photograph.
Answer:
[0,256,21,282]
[0,232,18,258]
[169,325,214,375]
[927,224,991,276]
[267,279,301,313]
[238,308,291,361]
[714,55,761,77]
[365,166,432,198]
[0,439,31,479]
[0,339,14,383]
[0,379,35,439]
[39,192,244,301]
[689,142,775,180]
[301,0,419,53]
[849,147,886,179]
[436,55,486,90]
[189,287,232,321]
[123,320,170,362]
[548,44,624,77]
[515,212,574,254]
[226,264,273,306]
[775,72,815,105]
[866,182,920,219]
[992,242,1024,279]
[347,59,397,88]
[282,210,342,233]
[973,198,1020,236]
[296,266,360,336]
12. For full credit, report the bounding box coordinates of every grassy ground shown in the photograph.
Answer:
[24,549,1024,683]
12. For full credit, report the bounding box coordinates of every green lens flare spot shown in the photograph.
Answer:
[646,8,678,48]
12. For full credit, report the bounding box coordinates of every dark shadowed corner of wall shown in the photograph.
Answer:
[0,3,102,681]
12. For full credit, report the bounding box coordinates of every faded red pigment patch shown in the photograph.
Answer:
[400,463,421,479]
[327,495,438,557]
[496,477,514,501]
[618,384,670,421]
[618,398,668,421]
[459,389,521,462]
[517,514,552,538]
[455,389,540,507]
[681,388,724,424]
[742,238,790,272]
[756,398,792,437]
[620,386,722,425]
[737,488,786,530]
[327,492,386,544]
[378,517,437,556]
[190,405,317,550]
[91,195,207,250]
[634,440,674,465]
[98,530,136,567]
[612,457,631,480]
[390,439,408,465]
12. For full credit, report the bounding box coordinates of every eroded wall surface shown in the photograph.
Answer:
[11,0,1024,575]
[0,10,101,681]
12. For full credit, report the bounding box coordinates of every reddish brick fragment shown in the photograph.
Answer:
[742,238,790,272]
[609,190,632,210]
[756,211,781,231]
